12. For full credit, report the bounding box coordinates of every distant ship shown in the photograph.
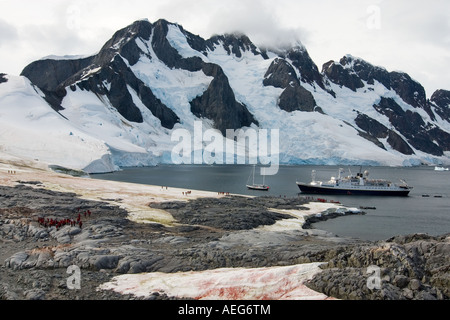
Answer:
[296,167,412,196]
[434,166,449,171]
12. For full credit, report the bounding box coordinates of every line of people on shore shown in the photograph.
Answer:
[37,208,92,230]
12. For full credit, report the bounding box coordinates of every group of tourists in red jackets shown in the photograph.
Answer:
[37,208,92,230]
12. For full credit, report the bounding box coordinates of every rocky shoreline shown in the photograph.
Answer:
[0,174,449,300]
[306,233,449,300]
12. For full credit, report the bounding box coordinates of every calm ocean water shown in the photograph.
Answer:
[92,165,450,241]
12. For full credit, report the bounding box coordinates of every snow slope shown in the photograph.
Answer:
[0,75,117,172]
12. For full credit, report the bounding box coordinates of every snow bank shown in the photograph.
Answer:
[0,75,117,173]
[98,263,330,300]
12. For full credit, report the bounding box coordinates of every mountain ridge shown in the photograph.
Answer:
[0,18,448,173]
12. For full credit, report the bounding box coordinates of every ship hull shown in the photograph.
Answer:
[296,182,410,196]
[247,185,269,191]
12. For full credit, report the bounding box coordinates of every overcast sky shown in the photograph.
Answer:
[1,0,449,96]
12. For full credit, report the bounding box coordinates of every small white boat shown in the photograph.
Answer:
[434,166,449,171]
[246,165,269,191]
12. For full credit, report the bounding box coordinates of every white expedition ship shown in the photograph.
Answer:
[296,168,412,196]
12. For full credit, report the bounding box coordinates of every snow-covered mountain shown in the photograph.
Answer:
[1,19,449,173]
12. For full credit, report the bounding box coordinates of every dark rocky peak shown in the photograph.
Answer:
[73,54,179,129]
[430,89,450,122]
[206,33,267,59]
[431,89,450,108]
[149,18,206,59]
[98,19,153,53]
[322,60,364,92]
[283,46,326,91]
[337,56,428,105]
[326,55,433,118]
[20,56,95,112]
[90,18,201,70]
[21,56,94,92]
[150,19,203,72]
[0,73,7,84]
[389,70,435,121]
[190,63,258,135]
[431,89,450,107]
[354,112,414,155]
[95,19,153,66]
[263,58,320,114]
[20,20,154,92]
[373,97,448,156]
[389,71,427,110]
[266,43,335,97]
[339,55,391,89]
[20,19,181,129]
[263,58,299,89]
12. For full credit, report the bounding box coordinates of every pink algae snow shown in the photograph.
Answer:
[98,263,333,300]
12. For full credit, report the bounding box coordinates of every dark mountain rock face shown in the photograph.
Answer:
[21,57,94,92]
[278,85,320,113]
[323,60,364,92]
[190,63,258,134]
[373,97,448,156]
[430,89,450,122]
[20,19,258,133]
[263,58,299,89]
[322,55,450,155]
[150,20,203,72]
[389,72,427,110]
[20,19,182,129]
[205,33,267,59]
[327,56,434,119]
[73,54,179,127]
[263,58,320,113]
[340,55,391,89]
[284,47,326,91]
[0,73,8,84]
[355,113,414,155]
[150,21,259,133]
[20,57,94,112]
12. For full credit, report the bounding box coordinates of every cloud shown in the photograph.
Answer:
[149,0,311,49]
[0,19,18,47]
[204,0,311,46]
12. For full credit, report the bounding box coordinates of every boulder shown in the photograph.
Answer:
[5,252,29,270]
[91,255,119,270]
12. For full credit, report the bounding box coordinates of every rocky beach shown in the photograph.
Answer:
[0,156,449,301]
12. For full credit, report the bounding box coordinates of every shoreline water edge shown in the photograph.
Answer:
[0,158,448,301]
